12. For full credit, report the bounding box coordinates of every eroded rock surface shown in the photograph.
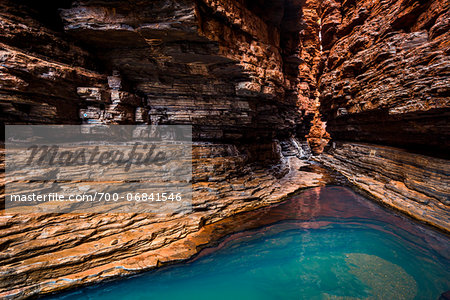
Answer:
[0,0,326,298]
[0,148,328,299]
[313,0,450,231]
[56,0,312,140]
[318,0,450,157]
[0,0,449,298]
[0,0,104,124]
[317,142,450,232]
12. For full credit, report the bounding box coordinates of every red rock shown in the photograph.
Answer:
[318,0,450,157]
[0,0,449,298]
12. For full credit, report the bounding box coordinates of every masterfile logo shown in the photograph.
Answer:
[5,125,192,214]
[25,143,169,171]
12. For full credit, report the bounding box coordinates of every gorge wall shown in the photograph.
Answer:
[0,0,449,298]
[0,0,325,298]
[319,0,449,156]
[315,0,450,232]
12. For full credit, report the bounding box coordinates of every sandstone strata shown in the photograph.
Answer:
[0,0,325,298]
[317,142,450,232]
[318,0,450,157]
[0,1,105,124]
[0,151,327,299]
[56,0,311,140]
[314,0,450,231]
[0,0,449,298]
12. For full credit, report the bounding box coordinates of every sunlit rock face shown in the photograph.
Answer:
[318,0,450,158]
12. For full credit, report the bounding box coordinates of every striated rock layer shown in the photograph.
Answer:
[0,0,449,298]
[317,142,450,232]
[0,0,327,298]
[313,0,450,231]
[318,0,450,158]
[0,147,328,299]
[0,0,319,138]
[56,0,311,140]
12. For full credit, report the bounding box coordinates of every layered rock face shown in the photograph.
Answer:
[1,0,318,138]
[316,0,450,230]
[0,1,104,124]
[0,0,327,298]
[0,150,325,299]
[56,0,310,140]
[0,0,449,298]
[318,0,450,157]
[318,142,450,231]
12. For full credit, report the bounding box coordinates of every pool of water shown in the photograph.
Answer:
[47,186,450,300]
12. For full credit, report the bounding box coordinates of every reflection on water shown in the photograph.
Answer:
[46,186,450,300]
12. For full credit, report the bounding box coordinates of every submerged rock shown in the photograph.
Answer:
[345,253,417,300]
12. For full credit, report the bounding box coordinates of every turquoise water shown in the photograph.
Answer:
[47,186,450,300]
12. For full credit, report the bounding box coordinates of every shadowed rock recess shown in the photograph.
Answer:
[0,0,448,298]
